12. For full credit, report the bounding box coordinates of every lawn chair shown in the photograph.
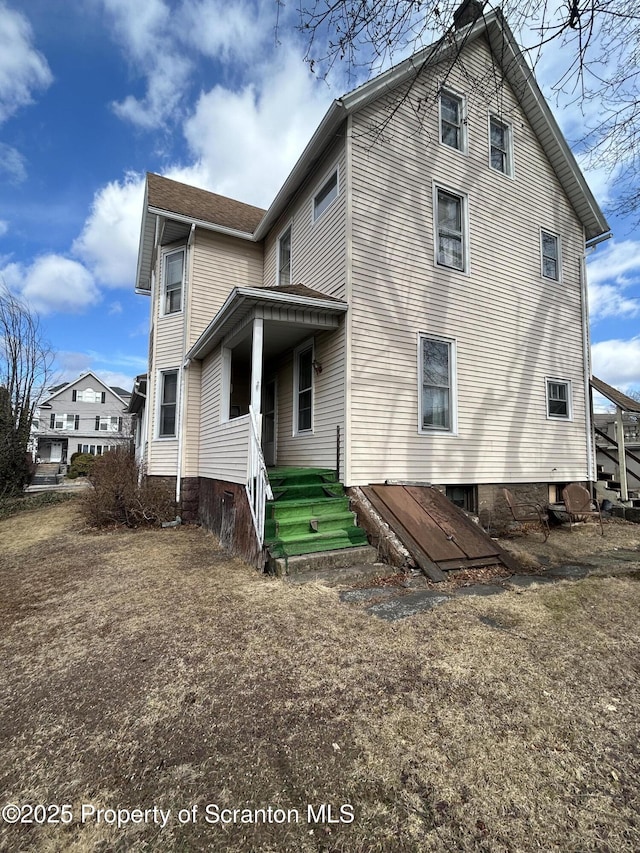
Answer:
[502,488,550,541]
[561,483,604,536]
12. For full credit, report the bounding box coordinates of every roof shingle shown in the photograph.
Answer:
[146,172,266,234]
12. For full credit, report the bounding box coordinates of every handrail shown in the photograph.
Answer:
[594,426,640,484]
[246,405,273,547]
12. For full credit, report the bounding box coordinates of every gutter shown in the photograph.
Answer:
[147,206,255,242]
[580,245,595,483]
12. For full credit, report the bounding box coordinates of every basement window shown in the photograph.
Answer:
[446,485,477,513]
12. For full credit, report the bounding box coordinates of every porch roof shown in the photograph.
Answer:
[186,285,348,362]
[591,376,640,414]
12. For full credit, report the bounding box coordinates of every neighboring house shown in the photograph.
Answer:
[33,371,131,464]
[134,5,609,563]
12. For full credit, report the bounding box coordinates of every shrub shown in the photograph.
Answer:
[67,452,95,479]
[81,448,175,528]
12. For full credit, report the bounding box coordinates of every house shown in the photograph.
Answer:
[133,5,610,566]
[34,371,132,464]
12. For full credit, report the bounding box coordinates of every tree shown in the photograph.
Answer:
[0,285,55,496]
[295,0,640,216]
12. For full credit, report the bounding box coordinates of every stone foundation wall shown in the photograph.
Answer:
[199,478,262,567]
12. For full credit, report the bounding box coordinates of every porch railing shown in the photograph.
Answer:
[246,405,273,547]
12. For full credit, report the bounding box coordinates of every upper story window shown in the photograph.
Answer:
[439,90,465,151]
[159,370,178,437]
[163,249,185,315]
[313,169,338,221]
[278,226,292,286]
[435,188,467,272]
[95,416,121,432]
[541,230,560,280]
[546,379,572,420]
[489,116,512,175]
[420,335,456,433]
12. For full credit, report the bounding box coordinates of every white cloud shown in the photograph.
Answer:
[587,240,640,321]
[0,219,7,237]
[1,255,101,314]
[53,353,138,392]
[0,1,52,124]
[101,0,192,129]
[182,47,331,207]
[592,337,640,392]
[180,0,268,62]
[72,172,145,287]
[0,143,27,183]
[108,300,123,315]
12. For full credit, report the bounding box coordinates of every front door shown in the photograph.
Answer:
[262,379,276,467]
[49,441,63,463]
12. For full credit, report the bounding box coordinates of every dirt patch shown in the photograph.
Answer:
[1,499,639,852]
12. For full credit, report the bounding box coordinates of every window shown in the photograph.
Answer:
[163,249,184,314]
[541,230,559,280]
[546,379,572,420]
[313,170,338,221]
[440,90,465,151]
[72,390,77,402]
[278,226,292,286]
[95,416,119,432]
[435,188,467,271]
[294,343,313,433]
[159,370,178,437]
[489,116,511,175]
[51,413,69,430]
[420,336,455,432]
[74,415,80,431]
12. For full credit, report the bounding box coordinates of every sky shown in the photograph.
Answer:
[0,0,638,405]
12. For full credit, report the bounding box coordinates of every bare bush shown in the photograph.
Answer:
[81,448,175,528]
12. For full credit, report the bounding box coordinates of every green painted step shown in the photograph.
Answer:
[266,495,351,521]
[266,527,369,560]
[264,466,369,561]
[266,509,358,539]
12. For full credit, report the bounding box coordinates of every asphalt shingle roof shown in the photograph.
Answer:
[146,172,266,234]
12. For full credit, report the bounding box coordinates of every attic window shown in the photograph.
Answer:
[489,116,512,175]
[313,170,338,221]
[541,230,560,280]
[440,90,465,151]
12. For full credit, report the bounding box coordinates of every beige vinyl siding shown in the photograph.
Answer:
[198,350,250,483]
[274,326,346,472]
[182,359,201,477]
[263,137,348,300]
[189,230,263,347]
[348,36,589,486]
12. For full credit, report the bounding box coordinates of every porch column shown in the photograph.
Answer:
[251,317,264,431]
[616,406,629,501]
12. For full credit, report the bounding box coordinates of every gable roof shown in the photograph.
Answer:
[41,371,129,408]
[254,9,609,244]
[146,173,266,234]
[136,6,609,295]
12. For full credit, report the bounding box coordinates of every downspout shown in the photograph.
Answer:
[175,223,196,510]
[581,243,595,485]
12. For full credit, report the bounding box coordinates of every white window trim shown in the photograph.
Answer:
[433,184,470,275]
[540,228,561,282]
[418,333,458,435]
[293,338,315,435]
[488,113,514,178]
[276,223,292,287]
[545,377,573,421]
[438,87,467,154]
[161,246,185,316]
[220,347,232,424]
[156,368,180,439]
[312,166,339,223]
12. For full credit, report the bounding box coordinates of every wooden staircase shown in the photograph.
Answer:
[264,467,375,574]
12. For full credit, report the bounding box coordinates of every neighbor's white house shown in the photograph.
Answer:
[33,371,131,464]
[133,4,610,562]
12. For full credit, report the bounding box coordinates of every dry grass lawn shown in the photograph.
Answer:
[1,498,639,852]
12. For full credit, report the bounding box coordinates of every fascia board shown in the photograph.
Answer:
[147,207,256,242]
[485,18,609,241]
